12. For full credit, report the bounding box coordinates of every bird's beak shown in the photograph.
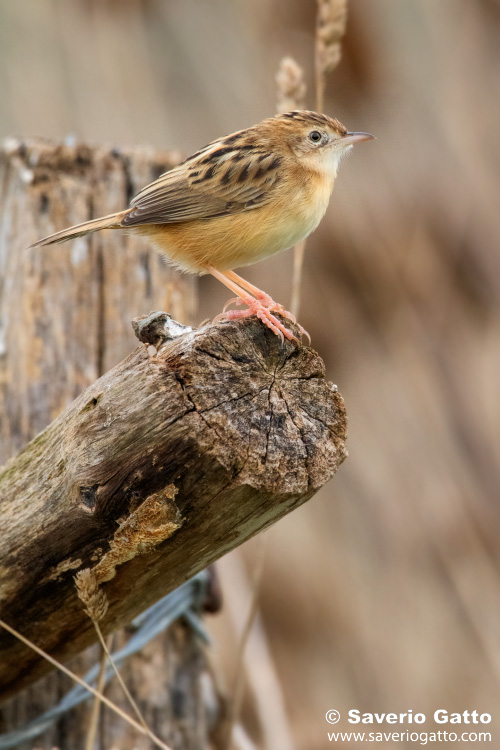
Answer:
[340,132,375,146]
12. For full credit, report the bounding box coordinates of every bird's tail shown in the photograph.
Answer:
[29,210,129,249]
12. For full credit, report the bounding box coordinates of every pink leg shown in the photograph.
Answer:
[225,270,310,343]
[207,267,298,343]
[224,270,292,320]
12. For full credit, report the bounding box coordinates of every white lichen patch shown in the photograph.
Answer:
[43,556,83,583]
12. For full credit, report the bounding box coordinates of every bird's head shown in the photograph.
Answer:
[272,110,374,177]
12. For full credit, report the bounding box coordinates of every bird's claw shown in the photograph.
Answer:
[215,295,300,343]
[250,295,310,342]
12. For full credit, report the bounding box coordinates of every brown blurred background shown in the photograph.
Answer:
[1,0,500,747]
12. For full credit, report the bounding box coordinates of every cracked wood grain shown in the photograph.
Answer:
[0,313,346,702]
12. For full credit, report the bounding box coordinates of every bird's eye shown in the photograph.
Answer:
[309,130,322,143]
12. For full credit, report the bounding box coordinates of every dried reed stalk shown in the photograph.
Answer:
[315,0,348,112]
[290,239,307,322]
[85,641,110,750]
[75,568,150,733]
[224,535,267,750]
[276,56,306,113]
[276,57,307,318]
[285,0,347,317]
[0,617,173,750]
[75,567,109,622]
[220,550,295,750]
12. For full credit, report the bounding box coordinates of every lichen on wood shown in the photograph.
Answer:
[92,486,183,584]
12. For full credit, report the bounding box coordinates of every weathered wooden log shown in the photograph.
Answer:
[0,310,347,702]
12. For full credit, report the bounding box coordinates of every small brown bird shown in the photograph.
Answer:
[31,111,373,341]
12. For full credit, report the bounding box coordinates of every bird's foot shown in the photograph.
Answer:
[239,291,294,322]
[215,295,298,343]
[236,292,310,342]
[251,293,291,320]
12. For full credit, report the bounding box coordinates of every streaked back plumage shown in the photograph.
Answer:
[29,110,349,254]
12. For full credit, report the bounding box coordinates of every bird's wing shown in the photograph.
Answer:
[121,140,283,227]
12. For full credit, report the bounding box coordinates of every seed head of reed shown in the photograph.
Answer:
[276,57,307,113]
[316,0,348,110]
[75,568,109,622]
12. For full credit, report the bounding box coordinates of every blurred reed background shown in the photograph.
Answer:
[1,0,500,747]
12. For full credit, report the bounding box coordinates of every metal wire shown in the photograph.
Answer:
[0,572,209,750]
